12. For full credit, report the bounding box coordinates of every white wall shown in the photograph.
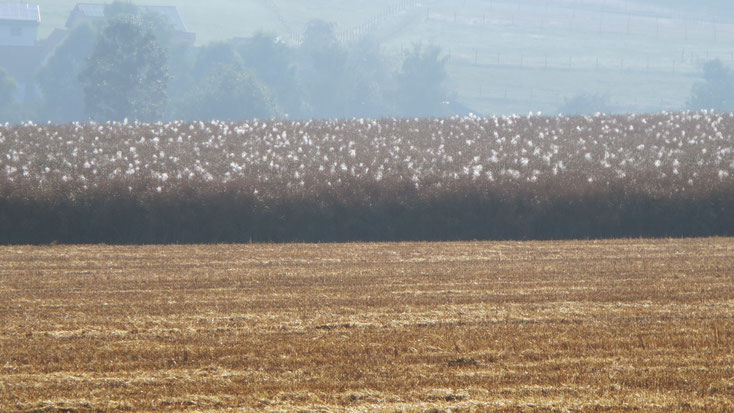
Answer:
[0,23,38,47]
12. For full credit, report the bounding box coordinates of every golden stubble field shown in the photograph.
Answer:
[1,239,733,412]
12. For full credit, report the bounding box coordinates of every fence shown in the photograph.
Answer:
[446,50,734,75]
[442,1,734,41]
[260,0,420,46]
[335,0,419,44]
[257,0,300,45]
[419,0,734,76]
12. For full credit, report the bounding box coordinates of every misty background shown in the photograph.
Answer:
[2,0,734,124]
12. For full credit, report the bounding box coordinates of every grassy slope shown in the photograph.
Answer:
[2,239,733,410]
[31,0,734,115]
[382,0,734,114]
[34,0,398,41]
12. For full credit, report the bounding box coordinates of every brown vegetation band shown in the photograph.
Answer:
[1,113,733,243]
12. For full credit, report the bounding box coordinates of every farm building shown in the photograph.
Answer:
[0,2,47,100]
[0,2,40,47]
[66,3,195,46]
[0,3,69,100]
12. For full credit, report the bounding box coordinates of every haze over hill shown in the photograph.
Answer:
[3,0,734,121]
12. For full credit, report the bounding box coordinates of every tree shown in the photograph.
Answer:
[341,37,393,118]
[688,59,734,112]
[106,2,178,55]
[167,41,244,120]
[105,0,137,18]
[294,20,396,119]
[296,19,351,118]
[79,15,169,122]
[558,93,614,115]
[191,41,242,80]
[395,44,449,117]
[37,23,97,123]
[0,68,21,123]
[237,32,303,117]
[177,63,278,122]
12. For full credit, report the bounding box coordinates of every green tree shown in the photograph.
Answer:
[166,41,243,120]
[0,68,20,123]
[105,0,137,18]
[343,37,393,118]
[178,63,278,122]
[37,23,97,123]
[395,44,449,117]
[238,32,303,117]
[294,20,394,119]
[558,93,614,115]
[689,59,734,112]
[106,2,177,51]
[79,15,169,122]
[191,41,242,79]
[296,19,350,118]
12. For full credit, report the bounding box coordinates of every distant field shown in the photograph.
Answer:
[382,0,734,114]
[1,239,733,411]
[33,0,399,42]
[30,0,734,115]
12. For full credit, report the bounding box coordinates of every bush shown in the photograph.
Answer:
[1,112,733,244]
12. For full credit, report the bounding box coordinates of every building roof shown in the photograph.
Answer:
[69,3,188,33]
[73,3,105,19]
[0,3,41,23]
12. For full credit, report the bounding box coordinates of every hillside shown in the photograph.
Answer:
[29,0,734,115]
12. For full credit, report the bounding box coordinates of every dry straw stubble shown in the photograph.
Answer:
[1,238,733,411]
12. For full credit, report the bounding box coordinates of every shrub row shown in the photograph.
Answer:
[1,179,732,244]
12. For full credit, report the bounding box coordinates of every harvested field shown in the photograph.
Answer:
[1,239,733,411]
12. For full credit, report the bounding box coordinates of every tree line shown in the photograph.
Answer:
[2,1,734,123]
[0,2,454,124]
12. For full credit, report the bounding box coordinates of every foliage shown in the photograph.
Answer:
[296,20,351,118]
[558,93,614,115]
[37,23,97,123]
[32,7,458,123]
[165,41,280,122]
[0,68,20,123]
[292,21,397,119]
[1,112,734,243]
[191,41,242,79]
[688,59,734,112]
[177,63,279,122]
[341,37,394,119]
[104,0,138,18]
[237,32,303,117]
[79,15,169,122]
[395,44,450,117]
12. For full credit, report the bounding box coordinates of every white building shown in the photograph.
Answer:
[0,2,40,47]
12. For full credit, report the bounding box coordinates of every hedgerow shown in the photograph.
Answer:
[1,112,733,243]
